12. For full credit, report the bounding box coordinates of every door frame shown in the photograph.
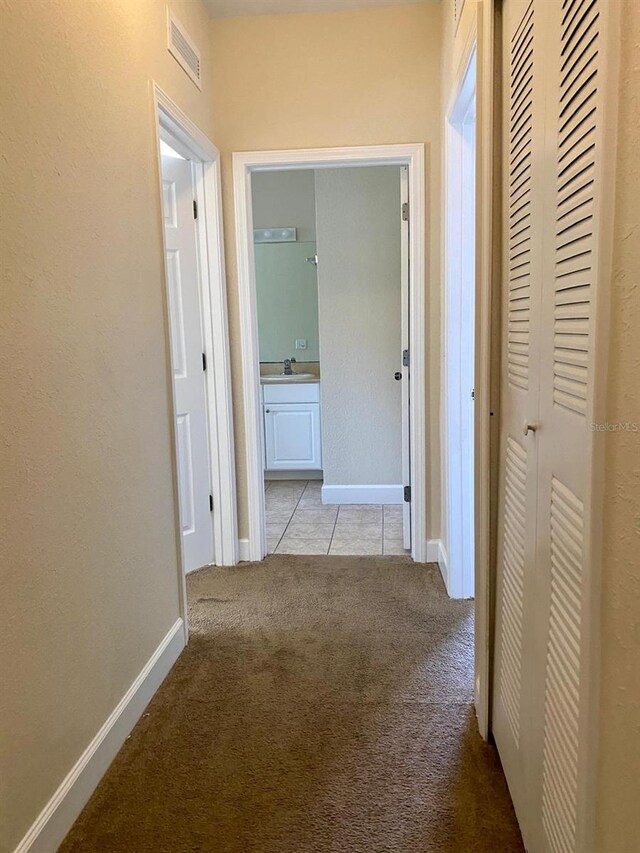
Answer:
[233,144,426,562]
[152,83,238,636]
[442,0,497,740]
[400,166,412,550]
[445,44,477,601]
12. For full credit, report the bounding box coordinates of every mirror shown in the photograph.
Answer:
[255,240,320,362]
[252,169,320,364]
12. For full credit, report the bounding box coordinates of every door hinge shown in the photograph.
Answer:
[193,199,198,219]
[402,349,410,368]
[209,494,213,512]
[202,352,207,371]
[404,485,411,503]
[401,201,409,222]
[471,388,475,400]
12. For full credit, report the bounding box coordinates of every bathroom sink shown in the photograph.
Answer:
[261,373,316,383]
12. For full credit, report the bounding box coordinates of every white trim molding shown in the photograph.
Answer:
[153,83,238,574]
[233,144,427,564]
[444,41,477,603]
[472,0,493,742]
[427,539,450,591]
[13,619,185,853]
[321,484,403,505]
[440,1,495,738]
[238,539,251,563]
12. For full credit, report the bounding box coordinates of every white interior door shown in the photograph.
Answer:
[161,151,214,574]
[400,167,411,550]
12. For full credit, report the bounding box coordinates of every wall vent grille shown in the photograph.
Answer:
[168,9,202,90]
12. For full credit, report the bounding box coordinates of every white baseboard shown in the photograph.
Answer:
[426,539,440,563]
[429,542,471,599]
[426,538,449,591]
[14,618,185,853]
[437,541,450,592]
[238,538,251,562]
[321,484,403,505]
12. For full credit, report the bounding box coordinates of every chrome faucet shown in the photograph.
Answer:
[282,357,296,375]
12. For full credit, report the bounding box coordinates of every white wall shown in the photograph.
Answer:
[315,166,402,487]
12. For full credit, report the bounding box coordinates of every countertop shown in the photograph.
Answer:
[260,375,321,385]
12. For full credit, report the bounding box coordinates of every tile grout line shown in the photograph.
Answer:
[273,504,290,553]
[264,481,282,554]
[327,501,340,555]
[274,485,390,556]
[331,505,384,556]
[274,480,308,554]
[267,480,302,554]
[292,480,336,555]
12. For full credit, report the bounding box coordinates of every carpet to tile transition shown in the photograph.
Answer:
[60,556,523,852]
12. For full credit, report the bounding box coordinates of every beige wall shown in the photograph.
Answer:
[316,166,403,486]
[211,2,443,538]
[596,1,640,848]
[0,0,215,848]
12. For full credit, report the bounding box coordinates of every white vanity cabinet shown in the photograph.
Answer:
[262,382,322,471]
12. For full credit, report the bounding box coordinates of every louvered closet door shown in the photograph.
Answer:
[492,0,546,845]
[533,1,613,850]
[494,1,616,851]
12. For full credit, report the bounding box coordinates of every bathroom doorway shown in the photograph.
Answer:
[253,166,409,556]
[232,145,426,563]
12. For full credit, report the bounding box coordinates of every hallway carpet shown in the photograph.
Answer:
[61,556,523,852]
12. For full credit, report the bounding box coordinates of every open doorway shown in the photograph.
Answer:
[232,145,426,563]
[444,49,477,599]
[153,85,237,591]
[251,166,410,556]
[159,138,214,573]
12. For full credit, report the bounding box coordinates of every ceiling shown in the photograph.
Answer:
[203,0,435,19]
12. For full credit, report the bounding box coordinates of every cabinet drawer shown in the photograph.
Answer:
[263,382,320,404]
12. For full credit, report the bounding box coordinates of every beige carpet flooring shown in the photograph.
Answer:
[60,555,523,852]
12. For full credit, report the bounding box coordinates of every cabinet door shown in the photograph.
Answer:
[264,403,322,470]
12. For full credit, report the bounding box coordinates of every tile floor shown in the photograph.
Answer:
[265,479,409,556]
